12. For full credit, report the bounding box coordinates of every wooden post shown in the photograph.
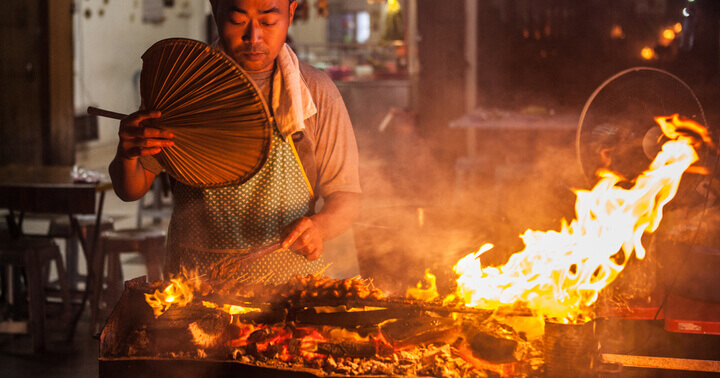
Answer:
[46,0,75,165]
[464,0,477,158]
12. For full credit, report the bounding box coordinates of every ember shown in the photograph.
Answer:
[104,276,542,377]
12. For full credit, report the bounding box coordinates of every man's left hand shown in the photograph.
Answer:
[282,217,324,261]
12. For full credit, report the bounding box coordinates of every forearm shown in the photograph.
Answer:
[110,109,170,201]
[310,191,361,241]
[108,150,155,201]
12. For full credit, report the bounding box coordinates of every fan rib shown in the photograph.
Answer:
[140,38,271,188]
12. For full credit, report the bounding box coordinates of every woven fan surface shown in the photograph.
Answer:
[140,38,272,188]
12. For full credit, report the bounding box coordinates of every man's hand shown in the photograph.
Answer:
[109,110,170,201]
[282,217,324,261]
[118,110,173,159]
[280,192,361,262]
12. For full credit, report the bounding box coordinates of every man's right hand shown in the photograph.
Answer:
[118,110,174,159]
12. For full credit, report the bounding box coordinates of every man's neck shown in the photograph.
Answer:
[246,65,276,107]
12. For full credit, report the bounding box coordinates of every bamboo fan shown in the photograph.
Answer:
[139,38,272,188]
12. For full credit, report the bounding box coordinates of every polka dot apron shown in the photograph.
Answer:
[164,124,323,284]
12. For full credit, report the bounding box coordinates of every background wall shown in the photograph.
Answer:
[74,0,209,151]
[289,6,327,45]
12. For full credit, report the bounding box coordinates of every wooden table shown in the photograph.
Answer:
[0,164,113,338]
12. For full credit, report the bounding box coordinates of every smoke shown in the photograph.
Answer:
[352,108,589,296]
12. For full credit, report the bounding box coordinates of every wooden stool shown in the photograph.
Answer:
[0,238,72,352]
[48,214,114,290]
[92,228,165,333]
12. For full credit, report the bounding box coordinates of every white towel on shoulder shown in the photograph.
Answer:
[271,44,317,140]
[212,40,317,140]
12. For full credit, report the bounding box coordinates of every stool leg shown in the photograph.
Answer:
[106,248,122,313]
[25,250,46,352]
[50,246,73,319]
[65,237,80,290]
[91,237,107,335]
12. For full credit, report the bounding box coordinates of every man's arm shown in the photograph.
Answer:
[284,63,362,261]
[109,152,158,201]
[282,191,361,261]
[109,110,173,201]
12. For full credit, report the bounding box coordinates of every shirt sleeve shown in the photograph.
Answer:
[308,72,362,197]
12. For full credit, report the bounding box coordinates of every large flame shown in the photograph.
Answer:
[454,114,706,323]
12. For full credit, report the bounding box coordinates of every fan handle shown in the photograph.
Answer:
[87,106,126,120]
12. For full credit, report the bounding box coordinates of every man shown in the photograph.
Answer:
[109,0,361,283]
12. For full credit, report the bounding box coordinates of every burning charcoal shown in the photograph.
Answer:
[370,360,393,375]
[246,343,263,360]
[310,358,324,370]
[420,343,452,364]
[323,355,338,373]
[264,343,281,358]
[398,350,419,365]
[240,355,254,364]
[188,311,232,349]
[316,340,377,358]
[394,363,416,376]
[467,332,519,363]
[381,316,460,348]
[247,328,271,344]
[287,338,302,355]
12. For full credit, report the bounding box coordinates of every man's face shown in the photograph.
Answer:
[211,0,296,72]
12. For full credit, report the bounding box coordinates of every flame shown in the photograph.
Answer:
[202,301,261,315]
[145,277,194,317]
[453,115,705,323]
[406,269,439,302]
